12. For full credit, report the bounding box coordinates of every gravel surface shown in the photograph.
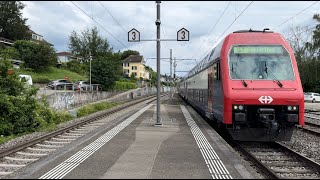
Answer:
[0,132,47,152]
[305,117,320,125]
[280,129,320,164]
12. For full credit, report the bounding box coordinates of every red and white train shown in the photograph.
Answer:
[178,29,304,141]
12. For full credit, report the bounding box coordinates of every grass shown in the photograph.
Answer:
[16,66,87,83]
[77,101,121,118]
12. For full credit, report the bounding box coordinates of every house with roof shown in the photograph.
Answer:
[56,51,76,63]
[28,29,53,46]
[122,55,149,80]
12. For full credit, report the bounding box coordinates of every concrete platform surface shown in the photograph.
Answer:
[11,95,254,179]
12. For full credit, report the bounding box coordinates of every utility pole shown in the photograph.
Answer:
[170,49,172,97]
[155,1,162,126]
[174,57,176,86]
[89,51,92,91]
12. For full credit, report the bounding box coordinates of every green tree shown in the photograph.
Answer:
[288,14,320,93]
[0,1,31,41]
[121,50,140,60]
[0,47,20,60]
[307,14,320,58]
[13,40,57,71]
[69,26,113,63]
[91,53,122,90]
[145,65,157,87]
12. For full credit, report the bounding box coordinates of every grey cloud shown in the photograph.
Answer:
[21,1,319,76]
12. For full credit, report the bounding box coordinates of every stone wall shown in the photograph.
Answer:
[43,86,170,111]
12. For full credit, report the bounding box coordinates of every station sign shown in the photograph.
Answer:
[128,28,140,42]
[177,28,189,41]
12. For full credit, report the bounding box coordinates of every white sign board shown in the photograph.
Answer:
[128,28,140,42]
[177,28,189,41]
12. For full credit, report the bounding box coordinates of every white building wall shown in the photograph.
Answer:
[58,56,69,63]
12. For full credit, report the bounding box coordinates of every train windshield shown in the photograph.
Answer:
[228,45,294,80]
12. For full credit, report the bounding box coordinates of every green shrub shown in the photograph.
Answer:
[112,81,137,91]
[0,93,38,135]
[33,76,50,84]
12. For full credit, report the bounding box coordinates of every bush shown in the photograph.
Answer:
[33,76,50,84]
[0,93,38,135]
[63,60,87,75]
[112,81,137,91]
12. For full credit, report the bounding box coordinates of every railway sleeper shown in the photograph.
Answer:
[255,156,292,161]
[0,171,13,175]
[261,162,305,167]
[0,164,26,167]
[271,167,316,174]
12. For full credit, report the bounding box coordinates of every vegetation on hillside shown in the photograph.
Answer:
[288,13,320,93]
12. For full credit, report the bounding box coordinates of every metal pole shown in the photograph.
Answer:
[170,49,172,97]
[174,57,176,93]
[155,1,162,126]
[89,52,92,91]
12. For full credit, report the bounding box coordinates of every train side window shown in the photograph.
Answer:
[213,61,221,80]
[217,62,221,80]
[213,64,217,79]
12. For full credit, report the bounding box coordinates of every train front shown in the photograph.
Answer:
[222,32,304,141]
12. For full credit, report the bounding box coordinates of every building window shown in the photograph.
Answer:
[132,66,137,70]
[123,63,129,67]
[32,34,37,40]
[124,69,129,74]
[132,72,137,76]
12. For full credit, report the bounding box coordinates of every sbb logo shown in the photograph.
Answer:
[259,96,273,104]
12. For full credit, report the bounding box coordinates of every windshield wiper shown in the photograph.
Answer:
[231,64,248,87]
[264,62,283,88]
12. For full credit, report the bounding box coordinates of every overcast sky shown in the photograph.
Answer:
[21,1,319,77]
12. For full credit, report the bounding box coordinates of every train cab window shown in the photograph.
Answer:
[229,45,294,80]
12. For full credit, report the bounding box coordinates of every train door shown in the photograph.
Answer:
[207,66,214,119]
[212,61,223,122]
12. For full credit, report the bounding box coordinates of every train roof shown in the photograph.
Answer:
[184,29,283,79]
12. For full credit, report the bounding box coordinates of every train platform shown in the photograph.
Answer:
[11,94,254,179]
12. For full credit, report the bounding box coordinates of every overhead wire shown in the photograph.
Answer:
[273,1,319,30]
[196,1,254,62]
[70,1,129,50]
[97,1,146,55]
[190,1,232,61]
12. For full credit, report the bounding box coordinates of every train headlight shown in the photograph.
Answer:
[287,105,298,111]
[233,105,245,111]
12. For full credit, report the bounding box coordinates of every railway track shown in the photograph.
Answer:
[0,94,167,177]
[235,141,320,179]
[298,120,320,137]
[304,112,320,121]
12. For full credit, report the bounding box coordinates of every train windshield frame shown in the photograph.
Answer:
[228,45,295,81]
